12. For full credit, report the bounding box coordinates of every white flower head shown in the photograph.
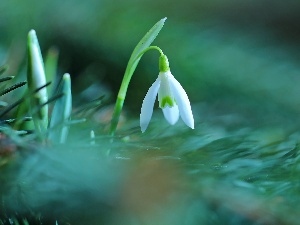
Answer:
[140,54,194,132]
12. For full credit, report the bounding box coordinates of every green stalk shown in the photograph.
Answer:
[109,18,166,135]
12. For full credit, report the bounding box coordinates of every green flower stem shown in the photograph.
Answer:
[118,46,163,99]
[109,18,166,135]
[110,96,124,135]
[109,46,164,135]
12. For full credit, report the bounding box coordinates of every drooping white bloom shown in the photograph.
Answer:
[140,54,194,132]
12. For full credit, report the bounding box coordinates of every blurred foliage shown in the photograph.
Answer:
[1,0,300,112]
[1,0,300,224]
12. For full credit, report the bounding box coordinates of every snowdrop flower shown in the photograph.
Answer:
[140,54,194,132]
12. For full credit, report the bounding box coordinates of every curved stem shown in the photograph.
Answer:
[109,46,163,135]
[136,46,164,59]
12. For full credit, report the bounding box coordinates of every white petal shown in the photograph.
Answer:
[169,75,194,129]
[140,79,160,132]
[162,105,179,125]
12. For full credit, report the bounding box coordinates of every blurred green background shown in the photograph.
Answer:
[2,1,300,224]
[2,0,300,119]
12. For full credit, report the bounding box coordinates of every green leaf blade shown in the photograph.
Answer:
[119,17,167,98]
[48,73,72,143]
[110,18,167,135]
[128,17,167,66]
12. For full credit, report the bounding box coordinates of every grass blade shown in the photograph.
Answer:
[0,81,27,97]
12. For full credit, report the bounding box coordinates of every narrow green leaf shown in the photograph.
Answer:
[27,29,49,138]
[3,97,26,119]
[74,95,105,117]
[45,47,59,96]
[12,83,52,130]
[65,118,86,125]
[0,65,8,75]
[0,81,27,96]
[129,17,167,66]
[0,76,14,83]
[48,73,72,143]
[123,17,167,89]
[110,18,167,135]
[3,117,32,124]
